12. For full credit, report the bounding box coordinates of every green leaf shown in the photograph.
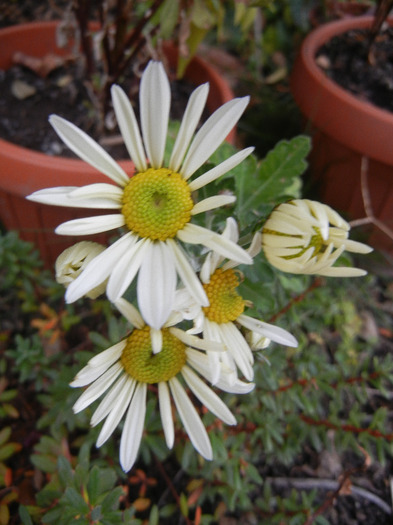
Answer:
[0,427,11,447]
[19,505,34,525]
[101,486,123,513]
[63,487,90,514]
[235,135,310,227]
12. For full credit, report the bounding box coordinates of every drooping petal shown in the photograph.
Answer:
[114,298,145,329]
[150,327,163,354]
[218,322,254,381]
[90,374,131,426]
[169,83,209,172]
[169,377,212,460]
[166,239,209,306]
[65,233,136,303]
[88,340,126,368]
[181,366,236,425]
[178,223,252,265]
[170,327,225,353]
[49,115,130,186]
[180,97,250,180]
[137,241,177,329]
[158,381,174,449]
[96,377,137,447]
[186,349,255,394]
[191,195,236,215]
[120,382,147,472]
[237,314,298,347]
[68,183,124,208]
[111,85,147,172]
[72,362,123,413]
[107,238,151,302]
[188,147,254,191]
[140,61,170,169]
[55,214,125,236]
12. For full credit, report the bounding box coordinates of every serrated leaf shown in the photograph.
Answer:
[236,135,310,227]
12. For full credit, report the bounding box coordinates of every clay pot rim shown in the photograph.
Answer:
[292,15,393,164]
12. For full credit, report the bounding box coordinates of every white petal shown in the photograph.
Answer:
[169,83,209,172]
[237,314,298,347]
[203,320,223,384]
[137,242,176,329]
[318,266,368,277]
[140,61,170,168]
[65,233,136,302]
[191,195,236,215]
[218,323,254,381]
[69,183,124,208]
[178,223,252,265]
[73,362,123,413]
[166,239,209,306]
[188,147,254,191]
[27,187,90,207]
[150,327,163,354]
[70,362,110,388]
[55,214,125,236]
[158,382,174,449]
[169,377,212,460]
[88,340,126,367]
[180,97,250,180]
[170,327,225,353]
[107,238,150,302]
[182,366,236,425]
[49,115,129,186]
[114,298,145,329]
[96,377,136,447]
[91,374,130,426]
[186,349,255,394]
[120,382,147,472]
[111,84,147,172]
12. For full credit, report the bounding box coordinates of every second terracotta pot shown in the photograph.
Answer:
[291,15,393,251]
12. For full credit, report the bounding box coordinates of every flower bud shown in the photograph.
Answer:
[56,242,107,298]
[262,199,372,277]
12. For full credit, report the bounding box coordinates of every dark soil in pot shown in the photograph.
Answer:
[0,60,203,160]
[316,26,393,114]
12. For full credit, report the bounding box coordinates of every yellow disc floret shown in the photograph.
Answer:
[202,268,246,324]
[122,168,193,240]
[120,326,187,383]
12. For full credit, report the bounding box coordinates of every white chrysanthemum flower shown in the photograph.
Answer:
[182,218,298,383]
[70,298,254,472]
[55,241,106,299]
[262,199,373,277]
[27,61,253,329]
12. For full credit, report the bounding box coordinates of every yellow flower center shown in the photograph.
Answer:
[202,268,245,324]
[120,326,186,383]
[122,168,193,241]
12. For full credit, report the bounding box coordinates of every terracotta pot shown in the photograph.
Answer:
[0,21,235,267]
[291,15,393,251]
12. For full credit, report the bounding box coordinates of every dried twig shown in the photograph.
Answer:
[266,476,393,516]
[349,156,393,242]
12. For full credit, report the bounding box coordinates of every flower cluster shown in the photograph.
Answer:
[28,61,372,471]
